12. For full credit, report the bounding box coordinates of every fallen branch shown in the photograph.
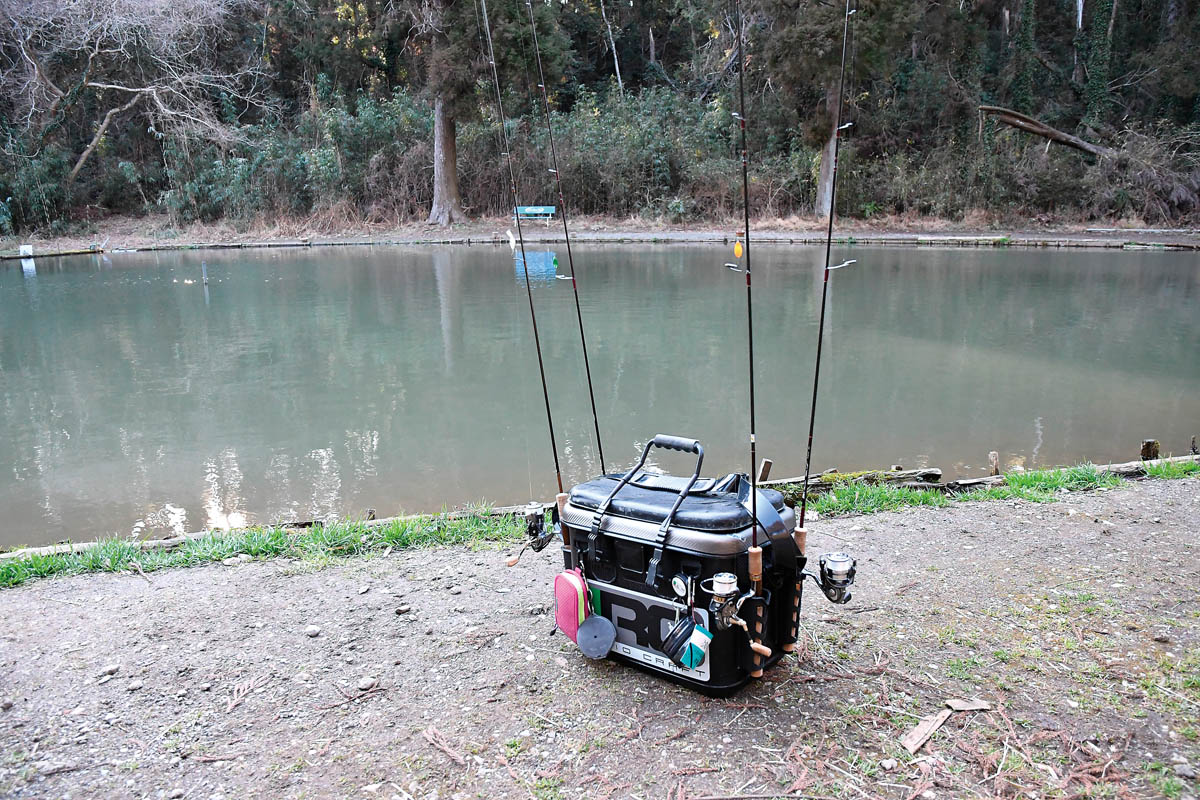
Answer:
[619,707,643,742]
[195,752,249,763]
[978,105,1115,159]
[657,728,690,746]
[688,794,841,800]
[314,685,386,710]
[37,762,102,777]
[423,726,465,766]
[226,674,269,713]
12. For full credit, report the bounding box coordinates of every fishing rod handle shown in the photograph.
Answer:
[650,434,702,455]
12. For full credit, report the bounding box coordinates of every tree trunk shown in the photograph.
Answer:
[1011,0,1036,113]
[1072,0,1085,85]
[1084,0,1115,125]
[1161,0,1182,38]
[598,0,624,95]
[427,94,468,226]
[814,84,839,218]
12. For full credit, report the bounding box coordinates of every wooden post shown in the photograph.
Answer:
[988,451,1000,476]
[557,493,570,544]
[1141,439,1160,461]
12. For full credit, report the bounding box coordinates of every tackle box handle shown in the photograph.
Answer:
[589,434,705,587]
[650,434,702,454]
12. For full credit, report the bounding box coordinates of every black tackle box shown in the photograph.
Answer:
[560,434,806,695]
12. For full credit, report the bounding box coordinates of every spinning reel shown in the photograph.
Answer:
[506,502,560,566]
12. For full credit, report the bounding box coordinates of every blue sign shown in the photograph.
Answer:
[514,250,559,282]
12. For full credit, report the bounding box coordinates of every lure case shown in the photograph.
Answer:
[560,435,805,696]
[553,568,588,642]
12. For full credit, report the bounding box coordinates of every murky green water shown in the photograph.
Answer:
[1,244,1197,547]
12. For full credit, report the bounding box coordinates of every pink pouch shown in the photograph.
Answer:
[554,568,588,643]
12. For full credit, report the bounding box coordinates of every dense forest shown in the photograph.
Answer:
[1,0,1198,234]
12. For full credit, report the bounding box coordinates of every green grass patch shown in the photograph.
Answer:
[778,461,1173,519]
[1144,459,1200,479]
[1004,464,1122,493]
[1146,762,1187,799]
[955,485,1055,503]
[946,656,983,681]
[0,513,523,590]
[809,484,950,516]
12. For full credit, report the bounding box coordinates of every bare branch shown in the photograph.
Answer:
[1,0,268,151]
[67,92,141,183]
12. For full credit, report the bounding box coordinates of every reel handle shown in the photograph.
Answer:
[731,615,773,658]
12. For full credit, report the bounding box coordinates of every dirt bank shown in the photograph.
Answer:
[3,213,1199,258]
[1,477,1197,800]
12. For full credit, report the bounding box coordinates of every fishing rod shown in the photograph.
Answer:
[522,0,607,476]
[480,0,563,496]
[730,0,760,562]
[798,0,856,529]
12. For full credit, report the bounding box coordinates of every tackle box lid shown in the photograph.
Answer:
[567,473,787,533]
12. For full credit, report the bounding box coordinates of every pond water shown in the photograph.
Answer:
[1,243,1197,547]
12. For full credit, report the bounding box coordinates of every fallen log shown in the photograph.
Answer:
[770,454,1199,497]
[942,454,1199,492]
[1088,453,1197,478]
[762,467,943,491]
[979,105,1116,159]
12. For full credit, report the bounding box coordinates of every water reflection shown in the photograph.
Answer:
[203,448,248,530]
[0,244,1197,547]
[304,447,341,523]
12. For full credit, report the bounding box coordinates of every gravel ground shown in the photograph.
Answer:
[1,477,1197,800]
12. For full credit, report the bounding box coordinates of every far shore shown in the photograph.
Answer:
[3,213,1199,259]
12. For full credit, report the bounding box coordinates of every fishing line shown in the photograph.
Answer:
[480,0,565,495]
[470,0,489,74]
[730,0,758,548]
[471,0,535,497]
[799,0,855,528]
[523,0,608,476]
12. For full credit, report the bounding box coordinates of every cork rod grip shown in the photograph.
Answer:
[557,493,569,544]
[748,545,763,591]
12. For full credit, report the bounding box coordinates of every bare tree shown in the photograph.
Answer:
[0,0,267,183]
[598,0,623,96]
